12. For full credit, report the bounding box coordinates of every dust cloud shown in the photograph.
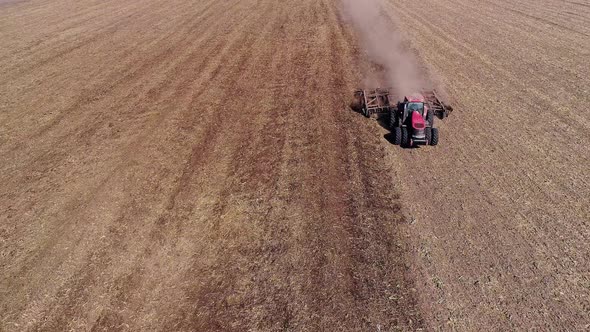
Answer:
[340,0,427,98]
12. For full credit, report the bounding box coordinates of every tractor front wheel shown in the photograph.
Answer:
[390,112,398,128]
[427,110,434,126]
[425,127,432,145]
[430,127,439,146]
[401,127,410,148]
[392,127,402,145]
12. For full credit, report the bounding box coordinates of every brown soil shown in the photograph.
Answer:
[379,0,590,330]
[0,0,420,330]
[0,0,588,331]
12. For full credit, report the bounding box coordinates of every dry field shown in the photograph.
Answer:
[0,0,588,331]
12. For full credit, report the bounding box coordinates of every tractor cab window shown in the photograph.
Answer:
[406,102,424,115]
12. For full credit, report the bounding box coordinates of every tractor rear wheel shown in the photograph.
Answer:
[392,127,402,145]
[430,127,439,146]
[401,127,410,147]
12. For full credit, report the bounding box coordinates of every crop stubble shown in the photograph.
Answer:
[378,0,590,330]
[1,0,420,330]
[0,0,588,331]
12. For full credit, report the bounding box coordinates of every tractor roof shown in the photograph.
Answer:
[405,94,425,103]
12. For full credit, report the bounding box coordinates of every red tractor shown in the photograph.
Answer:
[354,89,453,147]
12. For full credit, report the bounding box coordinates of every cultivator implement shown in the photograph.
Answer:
[354,87,454,147]
[422,90,453,119]
[354,88,392,117]
[354,88,453,119]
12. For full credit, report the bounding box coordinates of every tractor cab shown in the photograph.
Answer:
[406,102,425,116]
[403,95,426,117]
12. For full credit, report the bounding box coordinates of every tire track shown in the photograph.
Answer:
[2,0,423,330]
[378,0,590,329]
[1,1,262,328]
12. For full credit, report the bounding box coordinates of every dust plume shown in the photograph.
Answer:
[340,0,427,98]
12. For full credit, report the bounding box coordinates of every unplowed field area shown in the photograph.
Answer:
[1,0,589,330]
